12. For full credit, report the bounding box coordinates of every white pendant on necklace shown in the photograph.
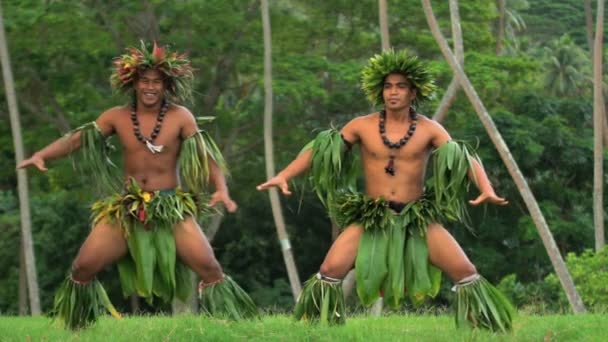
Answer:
[145,140,164,154]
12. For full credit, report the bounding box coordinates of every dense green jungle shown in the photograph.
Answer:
[1,0,607,316]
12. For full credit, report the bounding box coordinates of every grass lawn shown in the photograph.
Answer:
[0,313,605,341]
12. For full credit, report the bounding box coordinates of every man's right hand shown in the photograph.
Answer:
[256,175,291,195]
[17,154,48,172]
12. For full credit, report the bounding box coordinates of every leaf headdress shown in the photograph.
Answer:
[361,49,436,106]
[110,41,194,103]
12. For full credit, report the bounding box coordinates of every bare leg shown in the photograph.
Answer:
[427,224,515,332]
[426,223,477,282]
[71,219,128,282]
[318,223,364,279]
[173,216,223,283]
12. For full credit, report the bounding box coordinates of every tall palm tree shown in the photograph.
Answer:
[261,0,301,300]
[0,0,41,315]
[542,35,589,97]
[421,0,587,314]
[592,0,605,251]
[433,0,464,123]
[496,0,529,55]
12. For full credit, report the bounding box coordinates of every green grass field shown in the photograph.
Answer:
[0,314,605,342]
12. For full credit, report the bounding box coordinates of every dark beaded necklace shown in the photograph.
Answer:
[130,99,169,154]
[379,108,418,176]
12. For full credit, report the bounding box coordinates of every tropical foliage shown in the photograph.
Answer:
[0,0,606,316]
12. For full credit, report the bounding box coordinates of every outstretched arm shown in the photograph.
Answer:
[256,149,312,195]
[257,118,360,196]
[467,159,508,206]
[17,131,82,172]
[17,110,115,171]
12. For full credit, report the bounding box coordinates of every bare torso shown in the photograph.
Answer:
[343,112,449,203]
[97,104,198,191]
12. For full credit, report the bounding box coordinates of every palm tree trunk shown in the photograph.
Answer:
[378,0,390,51]
[433,0,464,123]
[371,0,391,315]
[261,0,301,300]
[0,1,41,315]
[583,0,608,147]
[19,238,28,315]
[421,0,587,314]
[496,0,505,55]
[592,0,605,251]
[585,0,594,54]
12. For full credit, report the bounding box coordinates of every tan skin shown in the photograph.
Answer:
[258,73,508,282]
[18,69,236,283]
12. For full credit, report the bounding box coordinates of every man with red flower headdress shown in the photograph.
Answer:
[18,42,257,329]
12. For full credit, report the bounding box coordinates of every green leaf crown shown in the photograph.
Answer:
[361,49,436,106]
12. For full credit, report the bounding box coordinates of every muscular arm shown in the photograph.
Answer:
[257,117,360,194]
[276,149,312,182]
[279,117,361,181]
[17,109,115,171]
[31,131,83,163]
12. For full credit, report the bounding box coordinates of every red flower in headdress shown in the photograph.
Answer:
[111,41,194,102]
[152,41,166,64]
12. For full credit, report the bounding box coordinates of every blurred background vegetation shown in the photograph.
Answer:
[0,0,607,315]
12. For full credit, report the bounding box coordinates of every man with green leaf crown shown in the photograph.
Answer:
[18,42,258,329]
[257,50,515,332]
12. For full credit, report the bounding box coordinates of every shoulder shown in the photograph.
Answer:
[99,105,128,119]
[169,104,195,121]
[96,105,129,135]
[170,104,199,138]
[344,112,378,129]
[341,112,379,143]
[415,113,451,146]
[170,104,198,128]
[416,114,445,132]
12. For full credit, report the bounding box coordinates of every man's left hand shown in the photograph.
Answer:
[209,191,238,213]
[469,192,508,206]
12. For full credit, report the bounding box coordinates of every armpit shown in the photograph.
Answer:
[341,134,354,150]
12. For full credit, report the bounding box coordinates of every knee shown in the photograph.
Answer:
[196,259,223,281]
[71,259,96,283]
[319,262,347,280]
[453,263,478,283]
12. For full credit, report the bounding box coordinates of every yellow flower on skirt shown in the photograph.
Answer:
[141,192,152,203]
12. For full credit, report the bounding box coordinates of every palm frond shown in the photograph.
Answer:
[179,130,228,197]
[453,276,516,333]
[294,274,345,325]
[428,140,479,225]
[51,277,121,330]
[68,122,121,195]
[199,276,259,320]
[305,129,359,219]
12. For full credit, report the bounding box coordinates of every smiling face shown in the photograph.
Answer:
[134,68,166,108]
[382,73,417,111]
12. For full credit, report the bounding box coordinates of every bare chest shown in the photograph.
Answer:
[113,113,182,154]
[359,126,431,161]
